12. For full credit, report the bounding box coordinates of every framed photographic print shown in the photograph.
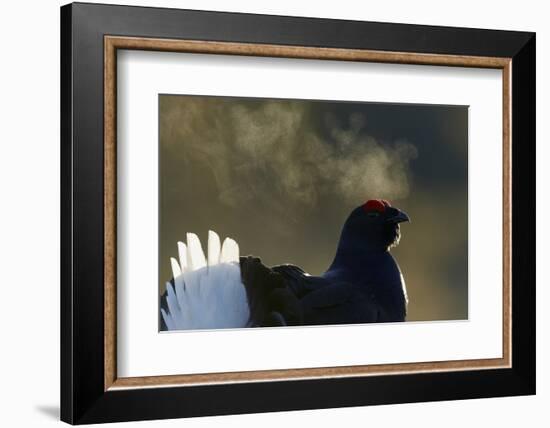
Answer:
[60,2,535,424]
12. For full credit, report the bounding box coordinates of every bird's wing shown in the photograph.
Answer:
[271,264,328,298]
[300,282,379,325]
[271,264,380,325]
[240,257,303,327]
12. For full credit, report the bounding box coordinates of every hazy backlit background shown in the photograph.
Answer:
[159,94,468,321]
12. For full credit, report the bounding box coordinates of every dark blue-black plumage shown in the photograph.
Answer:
[241,199,410,326]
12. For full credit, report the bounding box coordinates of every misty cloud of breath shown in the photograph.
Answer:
[162,97,418,210]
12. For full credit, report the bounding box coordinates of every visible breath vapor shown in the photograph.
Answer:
[161,96,418,213]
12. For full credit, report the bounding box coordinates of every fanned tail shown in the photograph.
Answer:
[161,231,249,331]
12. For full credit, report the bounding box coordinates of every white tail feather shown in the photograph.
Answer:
[207,230,221,267]
[161,231,249,331]
[220,237,239,263]
[177,241,188,274]
[186,233,207,271]
[170,257,182,279]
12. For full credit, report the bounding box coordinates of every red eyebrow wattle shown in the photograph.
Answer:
[363,199,386,213]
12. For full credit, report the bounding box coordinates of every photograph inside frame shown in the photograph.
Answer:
[158,94,468,332]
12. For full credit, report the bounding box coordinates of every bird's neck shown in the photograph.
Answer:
[325,241,391,275]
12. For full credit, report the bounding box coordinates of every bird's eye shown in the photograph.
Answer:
[367,212,380,218]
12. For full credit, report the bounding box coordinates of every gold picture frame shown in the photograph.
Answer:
[104,36,512,391]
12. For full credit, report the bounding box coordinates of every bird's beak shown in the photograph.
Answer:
[386,209,410,224]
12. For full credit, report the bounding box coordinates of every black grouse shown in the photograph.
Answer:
[160,199,410,330]
[241,199,410,327]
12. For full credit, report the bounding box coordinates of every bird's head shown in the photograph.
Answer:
[340,199,410,252]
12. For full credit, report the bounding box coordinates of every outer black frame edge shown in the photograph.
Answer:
[71,1,533,56]
[60,3,74,425]
[510,34,536,393]
[60,2,536,424]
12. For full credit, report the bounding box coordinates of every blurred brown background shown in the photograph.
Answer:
[159,94,468,321]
